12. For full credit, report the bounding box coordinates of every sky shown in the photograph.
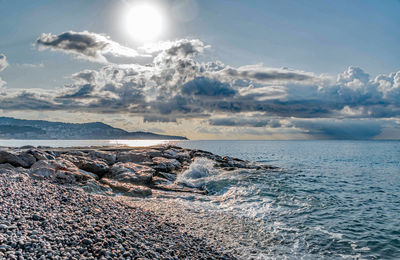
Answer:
[0,0,400,140]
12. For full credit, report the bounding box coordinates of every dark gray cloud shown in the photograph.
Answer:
[182,77,236,97]
[219,65,319,84]
[209,116,281,128]
[58,84,94,99]
[37,31,145,63]
[292,119,384,139]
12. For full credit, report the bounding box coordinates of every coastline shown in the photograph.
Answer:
[0,144,271,259]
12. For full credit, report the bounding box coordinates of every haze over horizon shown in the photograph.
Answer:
[1,0,400,140]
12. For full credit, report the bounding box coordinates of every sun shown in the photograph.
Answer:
[124,3,164,43]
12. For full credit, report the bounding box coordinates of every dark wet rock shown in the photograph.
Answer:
[76,159,109,177]
[145,149,164,158]
[0,150,36,168]
[162,149,191,163]
[192,149,223,161]
[152,157,182,173]
[28,149,55,161]
[19,145,36,149]
[152,176,173,185]
[156,172,177,182]
[88,150,116,165]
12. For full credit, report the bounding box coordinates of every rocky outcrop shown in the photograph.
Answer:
[109,162,154,185]
[0,145,277,198]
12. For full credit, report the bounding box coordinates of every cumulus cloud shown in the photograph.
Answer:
[2,31,400,138]
[36,31,148,63]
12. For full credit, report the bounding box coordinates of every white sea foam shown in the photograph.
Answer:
[176,157,219,188]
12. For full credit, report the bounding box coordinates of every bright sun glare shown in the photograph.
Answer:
[125,3,164,43]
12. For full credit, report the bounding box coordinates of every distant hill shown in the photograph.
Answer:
[0,117,187,140]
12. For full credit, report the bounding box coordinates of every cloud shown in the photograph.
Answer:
[181,77,236,97]
[15,63,44,68]
[292,119,383,139]
[0,53,8,88]
[2,32,400,139]
[209,116,281,128]
[0,54,8,72]
[36,31,148,63]
[218,65,322,84]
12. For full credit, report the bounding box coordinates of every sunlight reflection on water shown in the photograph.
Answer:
[0,139,176,148]
[108,139,171,147]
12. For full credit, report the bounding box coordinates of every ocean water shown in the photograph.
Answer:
[171,140,400,259]
[2,139,400,259]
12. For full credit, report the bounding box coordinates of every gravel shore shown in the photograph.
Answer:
[0,173,233,259]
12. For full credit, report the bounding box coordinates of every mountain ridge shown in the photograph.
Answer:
[0,117,187,140]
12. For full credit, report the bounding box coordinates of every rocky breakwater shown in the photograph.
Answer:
[0,145,276,198]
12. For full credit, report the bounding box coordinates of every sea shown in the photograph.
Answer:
[1,139,399,259]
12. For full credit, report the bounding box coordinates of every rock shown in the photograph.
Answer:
[30,214,45,221]
[0,224,8,230]
[81,179,113,194]
[28,149,55,161]
[125,186,152,197]
[192,150,222,161]
[29,159,74,178]
[174,152,191,163]
[66,150,86,156]
[156,172,177,182]
[0,150,36,168]
[0,163,17,175]
[109,162,154,185]
[117,151,151,163]
[76,160,109,177]
[100,178,152,197]
[78,169,99,180]
[81,238,93,245]
[152,157,182,173]
[19,145,35,149]
[88,151,116,165]
[29,160,55,178]
[29,159,94,184]
[145,149,163,158]
[152,176,172,185]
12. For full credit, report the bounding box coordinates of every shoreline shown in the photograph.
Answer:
[0,145,272,259]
